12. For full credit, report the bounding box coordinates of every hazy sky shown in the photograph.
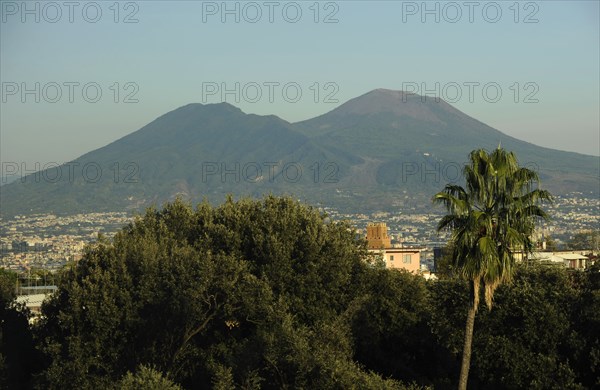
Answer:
[1,0,599,172]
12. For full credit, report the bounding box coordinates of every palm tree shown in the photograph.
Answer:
[433,148,552,390]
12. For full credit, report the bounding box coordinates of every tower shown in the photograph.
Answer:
[366,222,391,249]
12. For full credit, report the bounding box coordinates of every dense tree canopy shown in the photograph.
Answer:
[1,194,598,389]
[1,269,42,388]
[567,231,600,251]
[34,196,408,389]
[430,263,600,389]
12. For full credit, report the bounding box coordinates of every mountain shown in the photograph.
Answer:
[294,89,599,195]
[1,89,598,216]
[0,103,350,216]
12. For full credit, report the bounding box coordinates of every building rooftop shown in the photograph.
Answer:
[16,293,47,308]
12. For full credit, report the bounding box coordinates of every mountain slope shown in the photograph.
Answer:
[1,90,597,216]
[0,103,350,215]
[293,89,599,195]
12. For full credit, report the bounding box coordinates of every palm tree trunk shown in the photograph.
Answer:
[458,301,477,390]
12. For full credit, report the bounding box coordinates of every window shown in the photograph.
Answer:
[403,254,411,264]
[389,255,394,261]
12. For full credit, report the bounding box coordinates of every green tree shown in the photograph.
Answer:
[36,205,271,388]
[0,269,17,304]
[568,262,600,387]
[433,148,552,390]
[118,365,182,390]
[434,243,458,279]
[36,196,411,389]
[471,263,583,389]
[567,230,600,251]
[1,268,42,388]
[544,234,559,251]
[350,268,452,387]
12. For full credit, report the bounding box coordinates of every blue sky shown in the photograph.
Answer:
[1,0,599,170]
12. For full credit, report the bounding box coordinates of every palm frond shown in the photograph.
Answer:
[434,147,552,310]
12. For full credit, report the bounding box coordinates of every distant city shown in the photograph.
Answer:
[2,192,597,274]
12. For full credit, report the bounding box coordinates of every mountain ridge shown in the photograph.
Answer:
[1,89,598,217]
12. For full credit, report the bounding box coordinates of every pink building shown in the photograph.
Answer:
[366,222,421,273]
